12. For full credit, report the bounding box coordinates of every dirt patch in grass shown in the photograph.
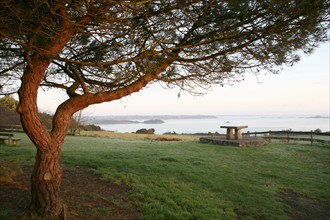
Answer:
[154,137,182,141]
[0,165,139,220]
[277,189,330,220]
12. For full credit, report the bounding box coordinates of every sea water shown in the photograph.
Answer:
[96,115,330,134]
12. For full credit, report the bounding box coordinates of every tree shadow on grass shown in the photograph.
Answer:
[277,189,330,220]
[0,164,139,220]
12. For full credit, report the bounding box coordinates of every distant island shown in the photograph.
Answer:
[306,115,329,118]
[86,115,217,125]
[297,115,330,119]
[143,119,165,124]
[90,119,165,125]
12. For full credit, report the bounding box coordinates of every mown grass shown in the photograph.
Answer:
[1,132,330,219]
[79,130,200,141]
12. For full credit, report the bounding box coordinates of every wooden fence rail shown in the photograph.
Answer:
[242,130,330,145]
[0,124,23,132]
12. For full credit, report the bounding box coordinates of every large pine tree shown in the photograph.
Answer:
[0,1,329,219]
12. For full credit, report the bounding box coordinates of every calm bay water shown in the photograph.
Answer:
[97,115,330,134]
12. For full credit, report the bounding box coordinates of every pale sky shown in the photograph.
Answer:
[37,42,330,116]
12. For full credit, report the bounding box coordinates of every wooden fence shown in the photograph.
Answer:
[0,124,23,132]
[243,130,330,145]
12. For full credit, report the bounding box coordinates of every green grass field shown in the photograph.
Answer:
[1,132,330,219]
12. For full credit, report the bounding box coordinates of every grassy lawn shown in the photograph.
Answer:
[1,132,330,219]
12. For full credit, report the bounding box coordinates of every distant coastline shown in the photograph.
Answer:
[90,115,330,134]
[86,115,217,125]
[304,115,329,119]
[94,119,165,125]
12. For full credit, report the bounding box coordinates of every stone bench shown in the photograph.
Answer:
[220,125,248,140]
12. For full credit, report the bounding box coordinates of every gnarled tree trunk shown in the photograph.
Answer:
[17,55,71,219]
[18,104,71,219]
[30,148,64,219]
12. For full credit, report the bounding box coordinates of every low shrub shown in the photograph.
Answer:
[136,128,155,134]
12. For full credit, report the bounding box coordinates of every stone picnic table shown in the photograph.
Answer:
[220,125,248,140]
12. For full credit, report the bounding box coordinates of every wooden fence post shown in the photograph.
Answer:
[243,130,329,145]
[311,131,314,145]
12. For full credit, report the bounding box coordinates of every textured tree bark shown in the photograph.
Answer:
[18,106,70,219]
[17,57,69,219]
[18,101,67,219]
[30,148,64,219]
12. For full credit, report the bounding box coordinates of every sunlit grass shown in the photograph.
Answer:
[79,130,200,141]
[1,132,329,219]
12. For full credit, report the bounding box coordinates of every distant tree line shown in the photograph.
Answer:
[0,96,20,126]
[0,96,102,131]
